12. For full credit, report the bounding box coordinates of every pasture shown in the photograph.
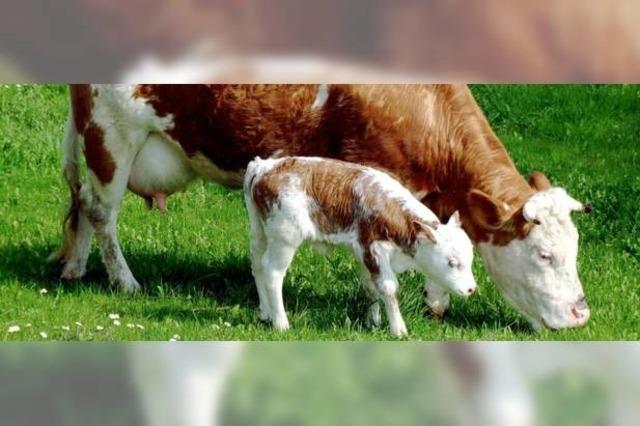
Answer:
[0,84,638,340]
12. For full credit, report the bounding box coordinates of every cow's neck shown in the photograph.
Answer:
[414,86,534,243]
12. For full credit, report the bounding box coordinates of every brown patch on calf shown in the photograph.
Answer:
[252,158,427,274]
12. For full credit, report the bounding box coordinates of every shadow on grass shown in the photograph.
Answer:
[0,242,532,335]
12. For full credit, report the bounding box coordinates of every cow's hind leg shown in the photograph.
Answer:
[49,114,94,279]
[79,121,144,292]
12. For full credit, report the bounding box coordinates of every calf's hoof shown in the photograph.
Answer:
[366,303,382,328]
[258,309,271,322]
[389,325,408,338]
[272,316,290,332]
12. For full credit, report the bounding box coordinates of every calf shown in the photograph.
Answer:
[243,156,476,336]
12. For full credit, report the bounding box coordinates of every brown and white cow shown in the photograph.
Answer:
[50,84,591,330]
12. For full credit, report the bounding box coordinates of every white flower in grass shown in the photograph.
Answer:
[113,320,121,326]
[212,324,220,330]
[169,338,177,342]
[25,323,32,328]
[108,313,120,320]
[126,323,135,328]
[61,325,70,331]
[223,322,232,327]
[39,332,48,339]
[135,324,145,330]
[39,288,48,295]
[75,322,83,327]
[96,325,104,331]
[8,325,20,333]
[172,334,181,340]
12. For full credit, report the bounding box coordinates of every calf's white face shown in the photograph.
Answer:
[479,188,590,330]
[415,212,477,298]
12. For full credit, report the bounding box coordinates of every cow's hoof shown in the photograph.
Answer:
[117,276,141,294]
[61,262,86,280]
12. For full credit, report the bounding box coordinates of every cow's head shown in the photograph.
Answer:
[468,172,591,330]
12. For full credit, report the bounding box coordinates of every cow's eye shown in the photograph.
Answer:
[538,251,553,263]
[448,257,460,268]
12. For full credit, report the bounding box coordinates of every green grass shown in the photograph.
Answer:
[0,84,638,340]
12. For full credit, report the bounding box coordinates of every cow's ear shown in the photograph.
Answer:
[466,189,512,230]
[529,171,551,191]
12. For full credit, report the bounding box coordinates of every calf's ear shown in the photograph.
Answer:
[465,189,512,230]
[529,171,551,191]
[413,220,438,244]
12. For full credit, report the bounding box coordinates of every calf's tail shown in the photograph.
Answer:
[48,112,82,263]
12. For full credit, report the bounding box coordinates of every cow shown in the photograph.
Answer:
[49,84,592,330]
[243,156,476,335]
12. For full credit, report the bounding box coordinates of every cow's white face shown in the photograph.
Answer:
[478,188,589,330]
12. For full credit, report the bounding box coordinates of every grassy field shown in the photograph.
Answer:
[0,84,638,341]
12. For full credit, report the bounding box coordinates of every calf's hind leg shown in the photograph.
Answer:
[245,200,271,321]
[260,238,298,331]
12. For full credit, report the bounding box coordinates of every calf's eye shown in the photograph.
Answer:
[448,258,460,268]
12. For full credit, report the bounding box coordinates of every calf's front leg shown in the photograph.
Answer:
[359,267,382,328]
[373,268,407,337]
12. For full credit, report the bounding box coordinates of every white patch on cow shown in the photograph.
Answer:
[311,84,329,110]
[128,133,196,197]
[478,187,588,330]
[244,157,476,336]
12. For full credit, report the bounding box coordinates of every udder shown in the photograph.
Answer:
[128,133,196,212]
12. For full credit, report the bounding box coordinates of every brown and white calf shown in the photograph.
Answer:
[51,84,591,330]
[244,156,475,335]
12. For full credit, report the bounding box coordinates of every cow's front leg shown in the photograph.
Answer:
[424,280,450,318]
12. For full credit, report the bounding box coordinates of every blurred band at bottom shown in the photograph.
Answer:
[0,342,638,426]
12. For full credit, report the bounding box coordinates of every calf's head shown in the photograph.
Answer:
[469,172,591,330]
[414,212,477,298]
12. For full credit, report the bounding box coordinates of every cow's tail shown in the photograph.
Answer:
[48,112,82,263]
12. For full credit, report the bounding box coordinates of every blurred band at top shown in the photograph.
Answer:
[2,0,640,82]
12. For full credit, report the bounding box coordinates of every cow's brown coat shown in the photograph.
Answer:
[71,84,543,246]
[132,84,539,246]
